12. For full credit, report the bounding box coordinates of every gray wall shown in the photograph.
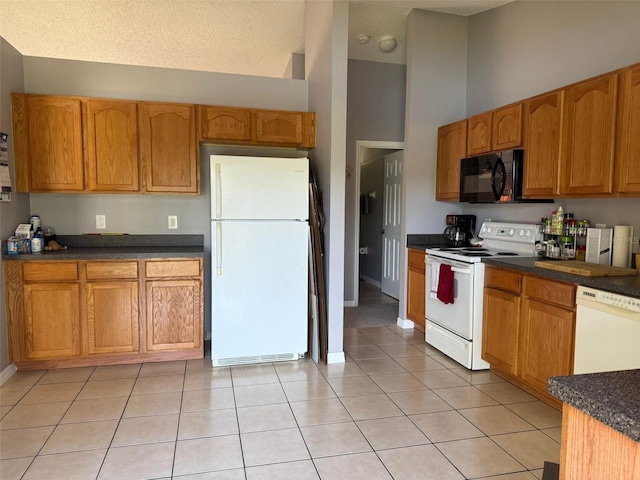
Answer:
[0,38,28,373]
[305,0,349,359]
[359,155,384,283]
[400,9,468,320]
[344,59,406,303]
[22,57,309,338]
[461,1,640,244]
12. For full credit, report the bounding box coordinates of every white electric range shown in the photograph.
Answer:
[424,222,542,370]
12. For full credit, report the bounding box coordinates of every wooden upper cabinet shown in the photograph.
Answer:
[436,119,467,201]
[492,103,522,151]
[198,106,251,142]
[255,110,304,145]
[467,112,492,156]
[616,63,640,196]
[12,94,84,192]
[560,72,618,196]
[84,99,139,192]
[522,91,564,198]
[139,102,199,194]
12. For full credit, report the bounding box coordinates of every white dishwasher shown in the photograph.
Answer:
[574,285,640,374]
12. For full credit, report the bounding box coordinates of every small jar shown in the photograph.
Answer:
[562,237,574,259]
[31,236,43,253]
[576,245,586,261]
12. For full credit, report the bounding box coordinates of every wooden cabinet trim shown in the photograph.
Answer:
[492,102,523,151]
[467,112,492,156]
[524,275,575,309]
[436,119,467,201]
[484,266,521,294]
[197,105,252,142]
[23,262,78,282]
[145,259,201,278]
[86,261,139,281]
[615,64,640,195]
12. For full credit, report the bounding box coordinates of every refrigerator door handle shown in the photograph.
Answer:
[215,163,222,220]
[215,221,223,276]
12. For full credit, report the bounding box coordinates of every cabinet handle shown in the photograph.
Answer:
[215,222,223,276]
[214,163,222,220]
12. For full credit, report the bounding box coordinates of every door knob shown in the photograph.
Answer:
[381,229,386,234]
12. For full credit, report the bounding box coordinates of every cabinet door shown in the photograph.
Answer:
[519,298,575,392]
[23,283,80,359]
[436,120,467,201]
[139,102,199,194]
[198,106,251,142]
[406,251,426,331]
[560,73,618,196]
[492,103,522,151]
[467,112,492,156]
[616,64,640,196]
[26,95,84,192]
[86,282,139,354]
[482,287,520,374]
[84,99,139,192]
[255,111,304,146]
[146,279,202,351]
[522,91,564,197]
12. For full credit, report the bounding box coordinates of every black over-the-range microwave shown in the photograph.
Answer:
[459,149,553,204]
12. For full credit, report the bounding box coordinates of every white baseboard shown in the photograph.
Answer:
[343,300,357,307]
[359,275,381,288]
[396,317,415,330]
[326,351,346,364]
[0,363,17,386]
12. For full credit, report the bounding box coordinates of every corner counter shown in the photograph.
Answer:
[482,256,640,298]
[549,370,640,479]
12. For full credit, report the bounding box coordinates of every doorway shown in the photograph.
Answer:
[352,140,404,307]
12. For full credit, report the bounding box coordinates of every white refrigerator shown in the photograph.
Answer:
[210,154,309,366]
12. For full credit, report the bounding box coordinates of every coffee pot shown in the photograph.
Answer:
[443,214,477,247]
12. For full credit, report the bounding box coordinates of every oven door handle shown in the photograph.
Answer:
[425,260,472,275]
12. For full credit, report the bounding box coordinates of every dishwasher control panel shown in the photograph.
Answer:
[577,286,640,313]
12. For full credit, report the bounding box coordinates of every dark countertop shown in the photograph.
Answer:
[406,233,450,251]
[2,234,204,261]
[548,370,640,442]
[482,256,640,298]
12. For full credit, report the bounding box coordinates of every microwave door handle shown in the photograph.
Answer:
[491,159,507,200]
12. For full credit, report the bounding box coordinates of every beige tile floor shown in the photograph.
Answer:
[0,323,562,480]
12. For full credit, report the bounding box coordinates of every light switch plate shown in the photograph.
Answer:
[96,215,106,229]
[168,215,178,230]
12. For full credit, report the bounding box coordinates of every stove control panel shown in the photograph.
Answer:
[480,222,539,243]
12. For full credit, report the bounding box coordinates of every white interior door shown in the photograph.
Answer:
[381,151,403,299]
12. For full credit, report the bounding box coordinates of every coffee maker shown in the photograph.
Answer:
[443,214,477,247]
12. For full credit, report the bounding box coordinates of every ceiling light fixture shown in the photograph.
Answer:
[358,34,371,44]
[379,37,397,53]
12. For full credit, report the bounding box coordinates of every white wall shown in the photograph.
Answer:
[344,59,406,304]
[400,10,468,320]
[0,38,28,373]
[462,1,640,241]
[305,0,349,360]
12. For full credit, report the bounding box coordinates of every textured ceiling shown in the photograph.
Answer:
[0,0,511,78]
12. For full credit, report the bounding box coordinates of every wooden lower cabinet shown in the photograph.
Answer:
[24,283,81,359]
[482,287,520,375]
[146,279,202,351]
[482,265,576,408]
[406,249,426,331]
[4,258,204,370]
[86,281,139,354]
[519,298,575,393]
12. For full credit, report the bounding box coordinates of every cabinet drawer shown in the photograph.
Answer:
[86,261,138,280]
[524,275,575,309]
[145,259,201,278]
[23,262,78,282]
[408,249,426,268]
[485,266,521,294]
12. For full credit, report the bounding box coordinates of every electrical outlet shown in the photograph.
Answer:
[96,214,106,229]
[168,215,178,230]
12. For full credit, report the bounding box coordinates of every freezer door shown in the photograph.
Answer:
[211,220,309,362]
[211,155,309,220]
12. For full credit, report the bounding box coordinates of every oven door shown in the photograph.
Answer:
[424,256,475,340]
